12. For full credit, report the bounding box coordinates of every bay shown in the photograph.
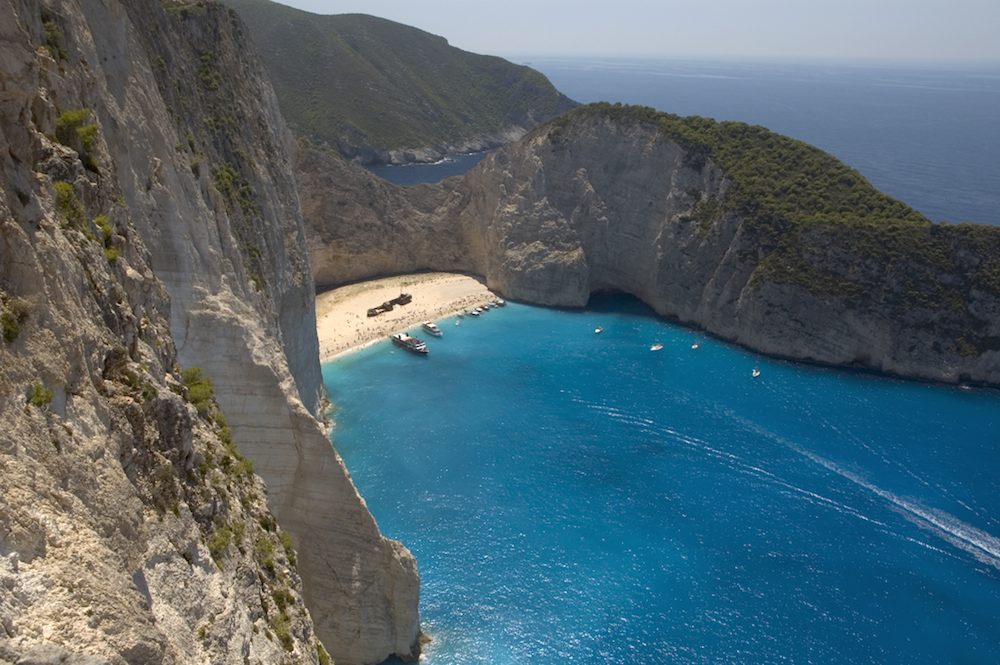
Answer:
[322,295,1000,664]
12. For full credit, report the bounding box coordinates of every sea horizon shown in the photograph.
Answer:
[368,57,1000,228]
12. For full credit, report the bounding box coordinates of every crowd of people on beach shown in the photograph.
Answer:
[317,282,492,360]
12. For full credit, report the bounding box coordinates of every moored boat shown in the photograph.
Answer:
[422,321,443,337]
[390,333,428,355]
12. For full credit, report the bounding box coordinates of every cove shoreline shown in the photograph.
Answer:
[316,272,499,362]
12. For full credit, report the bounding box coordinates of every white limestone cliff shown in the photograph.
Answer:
[300,110,1000,387]
[0,1,419,663]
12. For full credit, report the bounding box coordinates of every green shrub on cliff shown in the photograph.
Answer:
[207,525,233,566]
[1,297,29,343]
[181,367,215,415]
[28,383,54,408]
[55,108,99,171]
[279,531,296,567]
[41,10,68,63]
[212,164,258,214]
[53,181,89,235]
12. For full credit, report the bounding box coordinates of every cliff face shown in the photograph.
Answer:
[301,107,1000,387]
[0,1,417,663]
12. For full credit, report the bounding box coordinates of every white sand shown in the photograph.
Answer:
[316,272,498,361]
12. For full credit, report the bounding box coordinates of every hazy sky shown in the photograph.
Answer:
[277,0,999,61]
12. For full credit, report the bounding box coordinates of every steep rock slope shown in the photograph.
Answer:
[301,104,1000,387]
[220,0,576,164]
[0,1,418,663]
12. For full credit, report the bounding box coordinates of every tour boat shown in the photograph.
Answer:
[390,333,428,355]
[422,321,443,337]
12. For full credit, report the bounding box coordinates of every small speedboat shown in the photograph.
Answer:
[595,326,604,334]
[455,319,461,326]
[752,368,761,378]
[650,343,664,352]
[422,321,443,337]
[691,343,700,350]
[469,308,480,317]
[494,298,506,307]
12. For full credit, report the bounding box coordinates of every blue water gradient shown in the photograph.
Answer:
[322,295,1000,664]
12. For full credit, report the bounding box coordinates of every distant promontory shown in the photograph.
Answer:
[221,0,577,164]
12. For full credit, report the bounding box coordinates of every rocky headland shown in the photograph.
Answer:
[0,1,417,663]
[301,104,1000,387]
[3,0,998,661]
[219,0,577,165]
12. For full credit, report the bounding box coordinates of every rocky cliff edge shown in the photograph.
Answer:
[0,1,418,663]
[301,104,1000,387]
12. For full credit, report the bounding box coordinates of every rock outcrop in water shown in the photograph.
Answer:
[302,104,1000,387]
[0,1,418,663]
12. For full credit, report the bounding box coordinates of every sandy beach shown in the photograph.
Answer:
[316,272,499,361]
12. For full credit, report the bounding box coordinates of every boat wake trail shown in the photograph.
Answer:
[738,417,1000,573]
[575,393,999,572]
[576,396,892,530]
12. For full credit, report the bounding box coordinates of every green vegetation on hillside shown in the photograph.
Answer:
[28,383,54,408]
[41,8,67,63]
[219,0,575,157]
[555,103,926,229]
[1,295,29,343]
[54,108,99,171]
[552,104,1000,312]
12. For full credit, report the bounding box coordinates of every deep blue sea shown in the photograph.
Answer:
[322,296,1000,664]
[371,58,1000,226]
[365,152,488,186]
[337,60,1000,662]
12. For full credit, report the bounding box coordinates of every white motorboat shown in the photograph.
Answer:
[650,343,663,352]
[422,321,443,337]
[390,333,428,355]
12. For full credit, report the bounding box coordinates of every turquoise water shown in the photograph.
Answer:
[322,295,1000,664]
